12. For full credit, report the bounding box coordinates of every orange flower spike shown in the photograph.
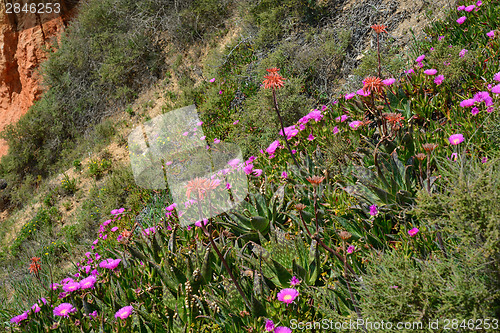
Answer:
[362,76,384,94]
[371,24,387,34]
[29,257,41,275]
[263,68,285,90]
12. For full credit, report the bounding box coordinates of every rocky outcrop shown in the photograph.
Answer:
[0,1,76,157]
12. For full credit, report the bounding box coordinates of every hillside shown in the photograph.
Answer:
[0,0,499,331]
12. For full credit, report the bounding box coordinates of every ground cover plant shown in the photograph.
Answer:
[1,0,500,332]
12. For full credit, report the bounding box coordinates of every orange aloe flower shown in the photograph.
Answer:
[185,177,209,199]
[29,257,41,275]
[362,76,384,95]
[263,69,285,90]
[371,24,387,34]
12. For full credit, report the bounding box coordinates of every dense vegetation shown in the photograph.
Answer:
[1,0,499,331]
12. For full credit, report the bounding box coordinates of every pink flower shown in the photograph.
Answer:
[491,84,500,94]
[266,140,280,155]
[10,312,29,324]
[195,219,208,228]
[349,121,362,130]
[166,203,177,211]
[344,92,356,100]
[459,49,468,58]
[31,303,41,313]
[471,107,479,115]
[219,90,223,94]
[347,245,355,254]
[197,121,203,126]
[99,258,122,270]
[214,138,220,144]
[281,171,288,179]
[369,204,378,216]
[115,306,133,319]
[279,125,299,140]
[200,136,206,140]
[233,120,239,125]
[464,5,475,12]
[416,61,424,68]
[476,0,482,6]
[357,88,371,96]
[456,16,467,24]
[290,276,301,286]
[333,126,339,134]
[111,208,125,215]
[244,164,254,175]
[335,114,349,122]
[53,303,76,317]
[308,134,315,141]
[415,54,425,63]
[493,72,500,82]
[226,183,231,189]
[277,288,299,305]
[424,68,437,75]
[405,68,414,75]
[275,327,292,333]
[457,5,465,11]
[408,228,419,237]
[382,78,396,86]
[448,134,464,145]
[434,75,444,85]
[306,109,323,122]
[265,319,275,332]
[209,78,215,82]
[460,99,475,107]
[253,169,263,177]
[481,156,488,163]
[80,276,97,289]
[111,227,118,232]
[487,30,495,38]
[438,35,445,41]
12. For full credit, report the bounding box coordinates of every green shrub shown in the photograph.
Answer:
[87,158,112,179]
[60,173,78,195]
[73,159,82,172]
[360,250,495,327]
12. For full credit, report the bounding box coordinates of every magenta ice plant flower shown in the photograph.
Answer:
[369,204,378,216]
[333,126,339,134]
[464,5,475,12]
[195,219,208,228]
[54,303,76,317]
[487,30,495,38]
[471,107,479,115]
[111,208,125,215]
[99,258,122,270]
[10,312,28,324]
[493,72,500,82]
[434,75,444,85]
[382,78,396,86]
[344,92,356,100]
[266,140,280,155]
[459,49,468,58]
[448,134,464,145]
[209,78,215,82]
[253,169,263,177]
[166,203,177,211]
[456,16,467,24]
[459,99,475,107]
[491,84,500,94]
[31,303,41,313]
[80,276,97,289]
[306,109,323,122]
[63,281,80,293]
[277,288,299,305]
[308,134,315,141]
[349,121,362,130]
[290,276,301,286]
[457,5,465,11]
[115,306,134,319]
[244,164,254,175]
[233,120,239,125]
[265,319,275,332]
[275,327,292,333]
[415,54,425,62]
[408,228,419,237]
[424,68,437,75]
[281,171,288,179]
[347,245,355,254]
[335,114,349,122]
[357,88,371,96]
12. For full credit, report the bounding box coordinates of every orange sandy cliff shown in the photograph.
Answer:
[0,1,74,157]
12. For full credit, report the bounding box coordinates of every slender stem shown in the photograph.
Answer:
[426,152,431,193]
[377,33,382,78]
[272,88,301,170]
[343,240,366,332]
[195,196,250,311]
[298,211,313,238]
